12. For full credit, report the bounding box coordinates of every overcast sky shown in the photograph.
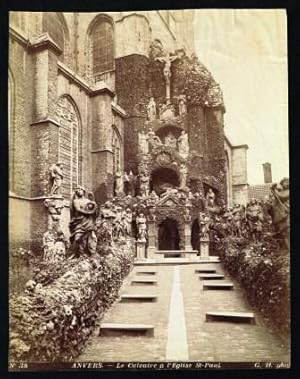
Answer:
[193,9,288,185]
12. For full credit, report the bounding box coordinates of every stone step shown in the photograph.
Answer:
[131,278,158,286]
[136,270,157,276]
[134,258,220,266]
[120,294,158,303]
[203,282,234,290]
[199,274,225,280]
[195,268,217,273]
[206,311,255,324]
[100,323,154,337]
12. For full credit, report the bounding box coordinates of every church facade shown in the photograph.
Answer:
[8,10,248,250]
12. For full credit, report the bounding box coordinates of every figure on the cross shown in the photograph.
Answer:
[156,52,179,99]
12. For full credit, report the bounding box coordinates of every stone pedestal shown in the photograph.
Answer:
[136,240,146,260]
[184,223,193,251]
[199,238,210,258]
[147,221,156,259]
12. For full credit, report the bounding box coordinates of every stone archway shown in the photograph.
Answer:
[158,217,180,251]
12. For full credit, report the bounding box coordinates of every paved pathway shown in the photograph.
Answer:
[78,261,290,362]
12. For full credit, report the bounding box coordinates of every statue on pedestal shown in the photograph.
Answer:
[69,186,98,258]
[146,97,157,121]
[136,212,147,241]
[178,95,187,115]
[246,199,264,243]
[114,170,124,196]
[139,170,150,197]
[138,131,149,154]
[178,131,189,158]
[49,162,64,196]
[148,128,162,149]
[206,188,216,208]
[128,170,136,197]
[179,163,188,189]
[124,208,133,237]
[123,171,130,195]
[199,212,210,240]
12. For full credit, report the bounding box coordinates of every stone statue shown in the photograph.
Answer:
[123,171,130,195]
[138,131,149,154]
[178,130,189,158]
[269,177,290,248]
[42,227,55,260]
[69,186,98,258]
[124,208,133,237]
[164,131,177,149]
[246,198,264,243]
[160,101,175,120]
[115,170,124,196]
[112,206,125,240]
[146,97,157,121]
[206,188,216,208]
[128,170,136,197]
[199,212,210,240]
[147,128,162,149]
[49,162,64,196]
[136,212,147,241]
[232,204,245,238]
[139,171,150,197]
[178,95,187,115]
[184,207,192,222]
[179,163,188,189]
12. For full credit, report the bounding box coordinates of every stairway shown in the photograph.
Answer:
[77,260,289,363]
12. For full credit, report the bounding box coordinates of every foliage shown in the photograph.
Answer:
[217,237,290,341]
[9,241,134,362]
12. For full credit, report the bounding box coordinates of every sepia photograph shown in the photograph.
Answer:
[8,8,290,370]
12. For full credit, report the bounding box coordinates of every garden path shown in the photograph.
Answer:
[78,260,289,363]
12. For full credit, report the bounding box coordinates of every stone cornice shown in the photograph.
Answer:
[57,61,91,94]
[58,62,116,99]
[112,102,127,117]
[90,82,115,98]
[29,33,62,56]
[30,118,61,127]
[9,25,29,46]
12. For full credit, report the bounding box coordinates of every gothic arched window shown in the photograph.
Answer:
[91,18,114,74]
[42,13,66,61]
[55,96,82,198]
[112,127,122,174]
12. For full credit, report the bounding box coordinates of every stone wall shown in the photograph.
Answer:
[9,36,34,197]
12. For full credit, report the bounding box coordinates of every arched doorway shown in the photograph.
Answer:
[151,168,180,195]
[158,218,180,250]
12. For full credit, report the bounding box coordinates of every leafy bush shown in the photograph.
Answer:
[218,238,289,340]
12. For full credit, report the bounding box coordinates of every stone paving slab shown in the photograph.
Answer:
[100,323,154,337]
[206,311,255,324]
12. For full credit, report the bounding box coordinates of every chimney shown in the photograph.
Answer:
[262,162,272,183]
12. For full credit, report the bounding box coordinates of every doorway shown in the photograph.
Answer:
[158,218,180,250]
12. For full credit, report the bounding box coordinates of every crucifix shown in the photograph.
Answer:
[155,52,179,101]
